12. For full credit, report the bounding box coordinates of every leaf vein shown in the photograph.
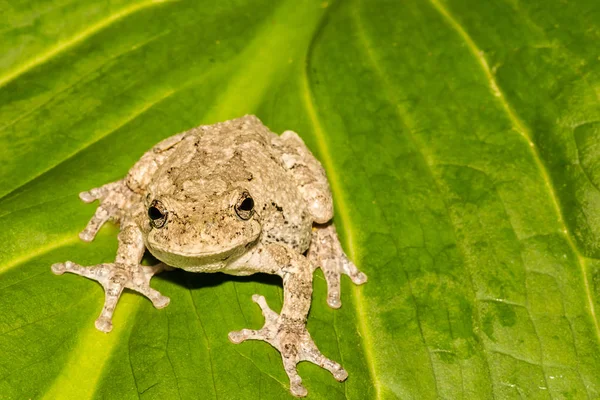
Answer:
[0,30,170,135]
[232,348,288,389]
[301,32,383,400]
[0,86,177,203]
[0,0,175,89]
[186,282,218,399]
[350,0,497,396]
[426,0,600,343]
[164,309,183,399]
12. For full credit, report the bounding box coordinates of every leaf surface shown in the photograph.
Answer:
[1,0,599,398]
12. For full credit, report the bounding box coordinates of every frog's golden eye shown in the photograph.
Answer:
[148,200,168,228]
[235,192,254,220]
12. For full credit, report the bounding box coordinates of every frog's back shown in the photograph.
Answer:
[193,115,274,151]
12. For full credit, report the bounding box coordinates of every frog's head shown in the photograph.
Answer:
[141,180,262,271]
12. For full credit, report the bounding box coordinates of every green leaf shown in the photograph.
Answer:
[1,0,599,398]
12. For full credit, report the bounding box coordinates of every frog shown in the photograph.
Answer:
[51,115,367,397]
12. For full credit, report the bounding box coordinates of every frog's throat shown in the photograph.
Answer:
[176,261,228,273]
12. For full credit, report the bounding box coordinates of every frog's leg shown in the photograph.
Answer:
[51,219,171,332]
[78,179,134,242]
[272,130,334,223]
[52,132,188,330]
[227,244,347,397]
[273,131,367,307]
[307,223,367,308]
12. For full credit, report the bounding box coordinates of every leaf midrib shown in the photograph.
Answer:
[301,24,382,400]
[302,77,382,400]
[348,0,491,396]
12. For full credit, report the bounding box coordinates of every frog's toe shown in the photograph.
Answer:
[78,180,134,241]
[308,223,368,308]
[228,328,265,344]
[302,341,348,381]
[251,294,279,323]
[290,382,307,398]
[95,316,113,333]
[227,295,277,343]
[51,262,67,275]
[129,264,172,308]
[79,189,98,203]
[79,205,112,242]
[322,267,342,308]
[51,260,106,280]
[79,180,124,203]
[228,296,274,343]
[342,256,367,285]
[153,294,170,309]
[139,288,170,309]
[283,358,307,397]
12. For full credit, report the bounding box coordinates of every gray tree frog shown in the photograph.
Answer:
[51,115,367,397]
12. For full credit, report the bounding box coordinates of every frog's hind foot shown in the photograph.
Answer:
[51,261,171,332]
[307,223,367,308]
[228,294,347,397]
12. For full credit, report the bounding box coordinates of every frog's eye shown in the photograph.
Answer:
[148,200,168,228]
[235,192,254,220]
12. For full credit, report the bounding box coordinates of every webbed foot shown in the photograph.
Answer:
[228,294,347,397]
[51,261,171,332]
[307,223,367,308]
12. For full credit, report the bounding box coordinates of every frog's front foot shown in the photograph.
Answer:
[51,261,171,332]
[78,179,137,242]
[228,294,347,397]
[307,223,367,308]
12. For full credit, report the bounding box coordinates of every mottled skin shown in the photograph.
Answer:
[51,115,367,397]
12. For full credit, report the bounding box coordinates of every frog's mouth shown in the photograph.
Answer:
[146,240,255,271]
